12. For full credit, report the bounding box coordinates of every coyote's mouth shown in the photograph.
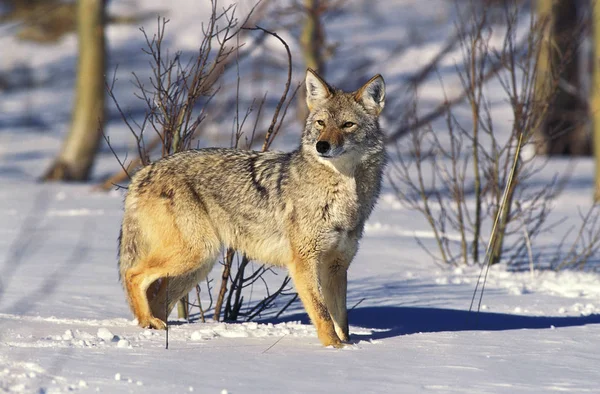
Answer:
[317,146,345,158]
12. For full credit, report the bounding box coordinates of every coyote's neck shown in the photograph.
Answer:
[318,156,359,178]
[299,147,365,179]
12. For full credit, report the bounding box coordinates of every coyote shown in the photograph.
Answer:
[118,69,386,347]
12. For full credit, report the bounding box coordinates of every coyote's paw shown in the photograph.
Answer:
[139,317,167,330]
[335,326,350,342]
[328,339,345,349]
[320,335,344,348]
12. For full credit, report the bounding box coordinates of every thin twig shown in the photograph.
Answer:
[165,275,169,350]
[274,294,299,319]
[262,335,285,354]
[242,26,293,152]
[350,298,366,311]
[470,132,525,313]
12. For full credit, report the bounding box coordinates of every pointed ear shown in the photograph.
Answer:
[305,68,332,111]
[354,75,385,115]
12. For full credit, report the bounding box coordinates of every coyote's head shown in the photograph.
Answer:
[302,69,385,166]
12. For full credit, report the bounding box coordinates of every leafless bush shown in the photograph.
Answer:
[212,26,302,323]
[550,204,600,271]
[101,0,267,190]
[216,253,297,322]
[391,1,600,274]
[104,1,257,319]
[105,2,300,322]
[389,2,564,267]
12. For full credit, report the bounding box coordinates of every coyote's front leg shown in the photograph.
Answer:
[289,257,342,348]
[320,259,350,342]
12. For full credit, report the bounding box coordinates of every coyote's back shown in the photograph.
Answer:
[118,69,386,348]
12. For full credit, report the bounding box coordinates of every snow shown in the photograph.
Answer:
[2,0,600,393]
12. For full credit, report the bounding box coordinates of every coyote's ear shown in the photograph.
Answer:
[306,68,332,111]
[355,75,385,115]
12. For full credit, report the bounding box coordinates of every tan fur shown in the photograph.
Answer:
[318,126,345,147]
[118,69,386,348]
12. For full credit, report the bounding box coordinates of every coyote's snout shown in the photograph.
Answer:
[118,68,386,348]
[315,123,345,157]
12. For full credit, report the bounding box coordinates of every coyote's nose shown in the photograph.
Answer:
[316,141,331,154]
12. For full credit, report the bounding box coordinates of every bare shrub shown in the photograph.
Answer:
[551,204,600,271]
[101,0,268,190]
[105,2,300,323]
[213,26,302,323]
[390,0,600,276]
[389,2,560,267]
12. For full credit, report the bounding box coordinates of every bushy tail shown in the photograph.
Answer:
[117,213,143,284]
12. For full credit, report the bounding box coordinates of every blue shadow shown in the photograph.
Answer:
[263,306,600,341]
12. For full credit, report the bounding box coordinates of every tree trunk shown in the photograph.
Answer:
[177,295,189,320]
[297,0,325,123]
[43,0,106,181]
[534,0,589,156]
[593,1,600,201]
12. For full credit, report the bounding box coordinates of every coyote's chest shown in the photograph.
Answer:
[319,177,360,230]
[311,180,361,256]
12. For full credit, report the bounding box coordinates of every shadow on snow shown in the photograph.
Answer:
[263,306,600,341]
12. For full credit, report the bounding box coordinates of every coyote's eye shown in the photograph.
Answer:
[342,122,355,128]
[316,120,325,126]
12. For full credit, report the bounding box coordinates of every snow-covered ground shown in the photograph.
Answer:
[2,1,600,393]
[1,181,600,393]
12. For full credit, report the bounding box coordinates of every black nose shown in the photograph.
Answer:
[316,141,331,154]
